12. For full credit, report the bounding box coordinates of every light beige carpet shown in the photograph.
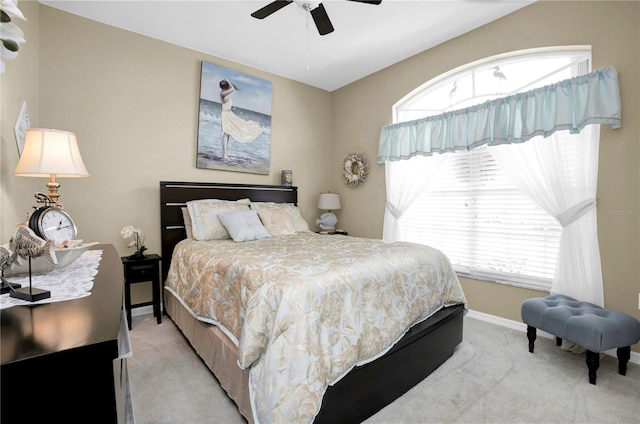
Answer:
[128,314,640,424]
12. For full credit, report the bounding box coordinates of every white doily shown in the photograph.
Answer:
[1,249,103,309]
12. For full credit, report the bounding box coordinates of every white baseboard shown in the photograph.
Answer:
[467,309,640,366]
[131,305,157,317]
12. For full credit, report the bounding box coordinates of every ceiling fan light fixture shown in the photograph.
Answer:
[251,0,382,36]
[295,0,321,12]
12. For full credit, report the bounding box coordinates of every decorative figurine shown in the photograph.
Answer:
[8,225,57,301]
[13,225,57,264]
[0,243,21,294]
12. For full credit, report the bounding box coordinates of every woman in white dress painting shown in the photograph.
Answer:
[219,79,263,160]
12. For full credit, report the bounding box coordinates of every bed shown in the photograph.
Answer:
[159,181,467,424]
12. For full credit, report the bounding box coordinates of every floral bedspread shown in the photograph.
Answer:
[165,233,467,424]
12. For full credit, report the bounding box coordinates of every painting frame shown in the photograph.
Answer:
[14,101,30,155]
[196,61,273,175]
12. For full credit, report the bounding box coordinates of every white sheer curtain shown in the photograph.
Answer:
[487,126,603,306]
[383,154,445,241]
[379,67,619,304]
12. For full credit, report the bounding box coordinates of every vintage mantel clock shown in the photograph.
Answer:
[28,193,77,246]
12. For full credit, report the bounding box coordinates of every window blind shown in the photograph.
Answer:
[401,146,561,286]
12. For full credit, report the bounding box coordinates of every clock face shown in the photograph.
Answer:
[37,208,77,245]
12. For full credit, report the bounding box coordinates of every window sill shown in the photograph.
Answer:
[455,271,550,293]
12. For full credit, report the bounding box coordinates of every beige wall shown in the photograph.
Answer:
[1,0,40,237]
[333,1,640,332]
[1,3,332,302]
[1,2,638,347]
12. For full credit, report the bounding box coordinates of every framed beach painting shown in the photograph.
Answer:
[196,61,272,175]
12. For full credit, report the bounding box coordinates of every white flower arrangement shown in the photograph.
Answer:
[120,225,147,258]
[1,0,27,74]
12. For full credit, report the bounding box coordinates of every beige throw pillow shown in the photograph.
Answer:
[257,208,296,235]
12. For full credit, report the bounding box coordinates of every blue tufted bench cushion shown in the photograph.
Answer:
[521,294,640,384]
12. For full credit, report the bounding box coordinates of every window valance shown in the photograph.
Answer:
[378,66,621,163]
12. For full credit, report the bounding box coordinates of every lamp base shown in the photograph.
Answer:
[10,287,51,302]
[316,212,338,230]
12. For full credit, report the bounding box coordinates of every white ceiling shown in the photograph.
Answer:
[39,0,534,92]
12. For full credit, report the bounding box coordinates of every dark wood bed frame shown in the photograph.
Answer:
[160,181,465,423]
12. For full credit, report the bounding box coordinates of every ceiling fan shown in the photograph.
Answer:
[251,0,382,36]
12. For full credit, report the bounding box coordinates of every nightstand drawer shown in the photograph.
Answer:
[125,263,157,282]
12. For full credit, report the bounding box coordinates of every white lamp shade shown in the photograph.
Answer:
[14,128,90,178]
[317,193,341,210]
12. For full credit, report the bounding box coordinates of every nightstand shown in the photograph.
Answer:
[121,254,162,330]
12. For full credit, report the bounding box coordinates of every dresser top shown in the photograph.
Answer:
[1,244,123,364]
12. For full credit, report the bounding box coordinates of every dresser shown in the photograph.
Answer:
[0,244,133,423]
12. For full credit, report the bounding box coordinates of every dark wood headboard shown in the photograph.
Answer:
[159,181,298,281]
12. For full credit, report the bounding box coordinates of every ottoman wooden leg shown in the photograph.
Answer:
[617,346,631,376]
[586,350,599,385]
[527,325,536,353]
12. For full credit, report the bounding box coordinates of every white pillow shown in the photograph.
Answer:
[250,202,310,233]
[181,207,193,239]
[286,204,311,232]
[218,210,271,242]
[186,199,250,241]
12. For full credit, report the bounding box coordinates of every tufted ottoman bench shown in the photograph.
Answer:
[521,294,640,384]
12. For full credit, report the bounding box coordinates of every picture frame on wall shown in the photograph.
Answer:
[14,101,30,155]
[196,61,273,175]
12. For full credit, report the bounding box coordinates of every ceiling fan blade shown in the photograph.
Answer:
[310,3,334,35]
[251,1,293,19]
[347,0,382,4]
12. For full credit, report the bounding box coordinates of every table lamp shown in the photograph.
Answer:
[316,192,341,231]
[13,128,90,205]
[10,128,89,301]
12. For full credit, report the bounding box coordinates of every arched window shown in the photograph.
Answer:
[391,48,592,291]
[396,48,591,121]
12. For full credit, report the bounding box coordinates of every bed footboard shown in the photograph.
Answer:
[314,304,465,423]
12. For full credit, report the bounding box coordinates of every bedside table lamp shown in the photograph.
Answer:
[316,192,341,230]
[13,128,90,205]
